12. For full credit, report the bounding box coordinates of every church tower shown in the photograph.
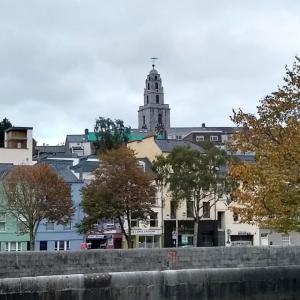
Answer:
[138,64,170,133]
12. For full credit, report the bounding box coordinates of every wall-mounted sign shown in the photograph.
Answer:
[87,234,105,239]
[131,228,161,235]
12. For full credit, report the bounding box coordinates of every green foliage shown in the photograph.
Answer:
[0,118,12,148]
[153,143,234,246]
[94,117,131,153]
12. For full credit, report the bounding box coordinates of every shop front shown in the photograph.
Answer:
[130,228,161,249]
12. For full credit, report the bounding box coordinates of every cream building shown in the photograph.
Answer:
[0,127,34,165]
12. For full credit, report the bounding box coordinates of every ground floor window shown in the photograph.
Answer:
[54,240,70,251]
[138,235,160,248]
[281,234,290,246]
[5,241,22,251]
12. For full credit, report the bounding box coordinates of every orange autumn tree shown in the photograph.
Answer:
[80,146,156,248]
[3,164,74,250]
[230,57,300,232]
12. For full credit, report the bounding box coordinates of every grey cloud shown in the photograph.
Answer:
[1,0,300,144]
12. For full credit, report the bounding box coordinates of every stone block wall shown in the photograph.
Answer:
[0,246,300,279]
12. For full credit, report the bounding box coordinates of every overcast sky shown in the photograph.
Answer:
[1,1,300,145]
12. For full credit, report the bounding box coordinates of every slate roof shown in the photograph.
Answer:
[36,145,66,154]
[0,164,14,179]
[155,139,204,153]
[167,126,239,137]
[66,135,88,143]
[38,160,81,183]
[71,157,100,173]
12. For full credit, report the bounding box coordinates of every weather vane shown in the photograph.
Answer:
[150,57,159,68]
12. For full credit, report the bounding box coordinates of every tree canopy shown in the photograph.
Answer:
[153,143,233,246]
[230,57,300,232]
[0,118,12,148]
[93,117,131,153]
[2,164,74,250]
[80,146,156,248]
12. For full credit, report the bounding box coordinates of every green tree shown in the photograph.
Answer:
[93,117,131,153]
[0,118,12,148]
[230,57,300,232]
[80,146,156,248]
[153,144,233,247]
[2,164,74,250]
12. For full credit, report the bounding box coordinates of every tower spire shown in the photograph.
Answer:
[150,57,158,69]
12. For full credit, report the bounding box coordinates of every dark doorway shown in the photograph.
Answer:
[40,241,47,251]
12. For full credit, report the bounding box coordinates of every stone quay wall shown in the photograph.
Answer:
[0,266,300,300]
[0,246,300,279]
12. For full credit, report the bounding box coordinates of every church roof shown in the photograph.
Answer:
[155,139,204,153]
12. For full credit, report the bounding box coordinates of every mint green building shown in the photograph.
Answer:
[0,166,29,252]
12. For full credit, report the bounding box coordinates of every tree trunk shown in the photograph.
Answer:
[118,216,131,249]
[29,227,35,251]
[193,218,199,247]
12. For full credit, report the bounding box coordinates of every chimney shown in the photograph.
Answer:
[201,123,206,128]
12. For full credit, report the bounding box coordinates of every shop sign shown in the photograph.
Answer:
[87,234,105,239]
[131,228,161,235]
[238,231,251,235]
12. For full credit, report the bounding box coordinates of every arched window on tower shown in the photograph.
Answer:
[155,82,158,89]
[156,95,159,104]
[147,83,150,90]
[143,115,146,125]
[158,114,162,124]
[155,76,157,80]
[146,96,149,104]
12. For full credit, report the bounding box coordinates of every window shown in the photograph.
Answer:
[143,115,146,126]
[17,220,28,234]
[217,211,225,229]
[0,212,6,232]
[155,82,158,89]
[54,240,70,251]
[196,135,205,142]
[46,222,54,231]
[171,201,176,219]
[233,213,239,222]
[147,83,150,89]
[281,234,290,246]
[156,95,159,104]
[176,135,182,140]
[63,221,72,231]
[158,113,162,124]
[149,212,158,227]
[5,242,22,252]
[187,201,194,218]
[131,214,139,228]
[138,235,160,248]
[210,136,218,142]
[203,202,210,218]
[155,76,157,80]
[146,96,149,104]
